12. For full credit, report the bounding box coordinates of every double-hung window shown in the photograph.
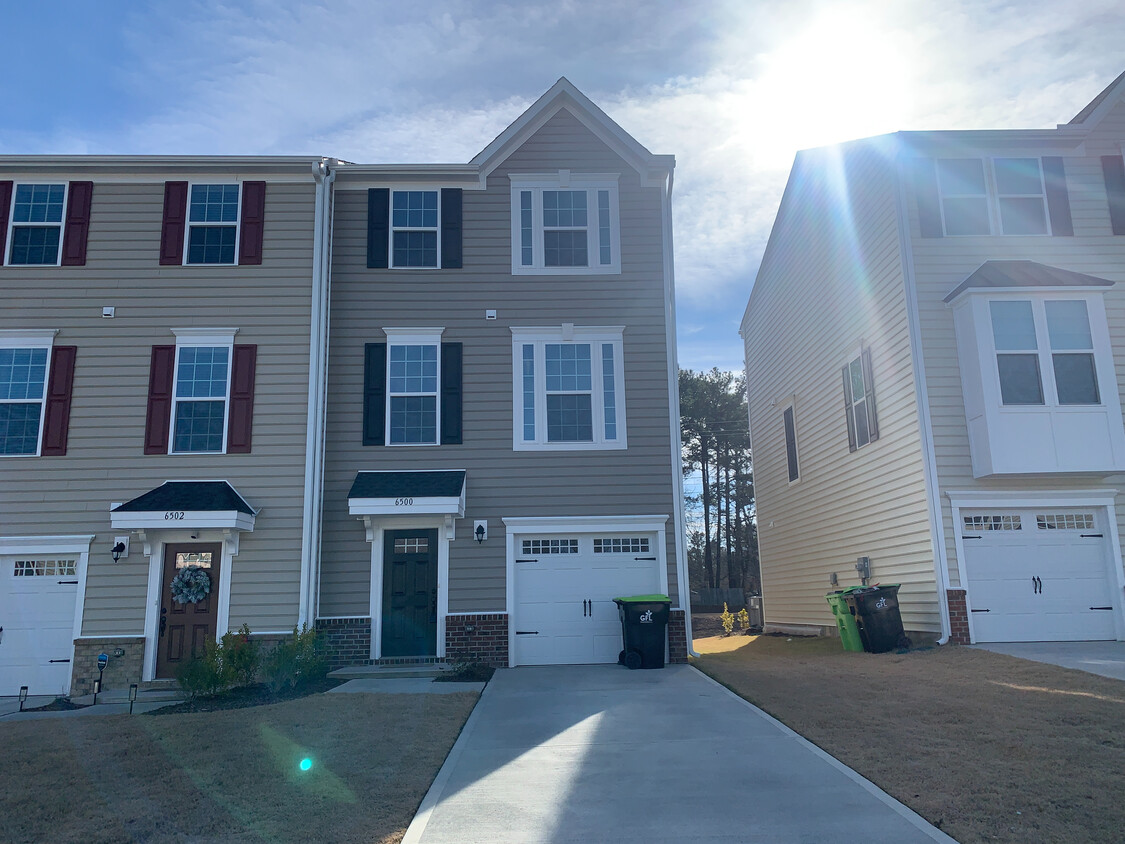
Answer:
[842,349,879,451]
[934,158,1051,236]
[186,184,240,264]
[384,328,443,446]
[0,333,51,455]
[391,190,438,268]
[510,174,620,274]
[170,329,235,453]
[6,184,66,265]
[512,325,626,450]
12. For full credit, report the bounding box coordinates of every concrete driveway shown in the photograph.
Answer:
[404,665,952,844]
[972,641,1125,681]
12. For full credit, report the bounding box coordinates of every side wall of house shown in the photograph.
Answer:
[742,142,939,635]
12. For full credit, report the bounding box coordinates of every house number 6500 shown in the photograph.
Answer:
[394,498,414,506]
[164,511,185,520]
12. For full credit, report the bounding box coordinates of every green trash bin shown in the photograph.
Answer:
[826,586,865,652]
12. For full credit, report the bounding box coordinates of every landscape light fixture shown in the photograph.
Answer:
[111,541,127,563]
[129,683,138,715]
[18,686,28,711]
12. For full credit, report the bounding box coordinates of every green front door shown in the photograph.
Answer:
[382,529,438,657]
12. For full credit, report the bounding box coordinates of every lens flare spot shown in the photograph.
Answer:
[299,758,313,772]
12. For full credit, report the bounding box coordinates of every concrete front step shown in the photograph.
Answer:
[71,688,186,706]
[328,663,451,680]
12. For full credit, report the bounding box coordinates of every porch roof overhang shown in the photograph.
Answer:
[944,261,1115,304]
[110,481,257,531]
[348,470,466,517]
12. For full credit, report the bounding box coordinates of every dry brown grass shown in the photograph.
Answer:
[0,691,478,844]
[694,634,1125,844]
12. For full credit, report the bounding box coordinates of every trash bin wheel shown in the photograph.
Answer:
[618,650,626,665]
[896,634,912,651]
[624,650,643,670]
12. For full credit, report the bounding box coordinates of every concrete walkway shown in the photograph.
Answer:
[972,641,1125,681]
[403,665,953,844]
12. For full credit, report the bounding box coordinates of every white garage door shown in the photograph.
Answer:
[961,508,1118,642]
[513,533,664,665]
[0,556,80,696]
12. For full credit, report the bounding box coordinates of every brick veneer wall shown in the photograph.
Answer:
[668,610,688,663]
[446,613,509,667]
[315,617,372,667]
[947,589,970,644]
[71,637,146,697]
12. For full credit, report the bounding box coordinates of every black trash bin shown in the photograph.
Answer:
[613,594,671,669]
[842,585,911,653]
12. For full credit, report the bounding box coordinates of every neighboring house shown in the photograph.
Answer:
[316,79,690,668]
[0,157,332,696]
[741,71,1125,645]
[1,80,689,697]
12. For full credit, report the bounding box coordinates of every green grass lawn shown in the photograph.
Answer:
[0,691,478,844]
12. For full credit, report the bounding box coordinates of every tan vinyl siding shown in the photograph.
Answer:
[0,178,317,635]
[743,141,939,634]
[906,142,1125,589]
[320,108,680,617]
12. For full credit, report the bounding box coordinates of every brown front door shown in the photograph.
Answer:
[156,543,221,679]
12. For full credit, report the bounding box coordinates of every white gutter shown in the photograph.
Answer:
[659,165,697,657]
[298,158,336,628]
[892,146,952,645]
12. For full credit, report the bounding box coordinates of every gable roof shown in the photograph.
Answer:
[1069,69,1125,125]
[470,78,674,185]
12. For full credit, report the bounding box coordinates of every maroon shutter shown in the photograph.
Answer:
[226,344,257,453]
[238,182,266,265]
[144,345,176,454]
[0,181,12,262]
[61,181,93,266]
[159,182,189,265]
[41,346,77,456]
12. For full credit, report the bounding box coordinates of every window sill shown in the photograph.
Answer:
[514,441,627,452]
[511,265,621,276]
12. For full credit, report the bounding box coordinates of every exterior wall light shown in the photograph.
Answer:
[111,541,127,563]
[474,521,487,543]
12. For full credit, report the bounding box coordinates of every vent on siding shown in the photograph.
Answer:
[14,559,77,577]
[1036,513,1094,531]
[521,539,579,555]
[963,515,1022,532]
[593,537,650,553]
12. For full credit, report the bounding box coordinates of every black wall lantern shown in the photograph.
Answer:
[474,520,487,543]
[111,541,127,563]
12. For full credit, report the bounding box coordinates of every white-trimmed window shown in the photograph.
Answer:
[384,327,443,446]
[843,349,878,451]
[512,325,626,450]
[186,183,240,265]
[936,158,1050,236]
[6,183,67,265]
[0,331,55,456]
[391,190,439,268]
[782,403,799,483]
[510,173,620,274]
[170,328,235,453]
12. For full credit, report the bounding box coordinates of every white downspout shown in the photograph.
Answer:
[893,148,951,645]
[298,158,335,629]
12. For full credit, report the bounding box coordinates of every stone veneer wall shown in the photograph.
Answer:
[947,589,970,645]
[668,610,688,663]
[71,637,146,697]
[445,613,509,667]
[315,617,372,667]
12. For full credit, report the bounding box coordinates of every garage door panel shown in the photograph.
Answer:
[1,558,79,696]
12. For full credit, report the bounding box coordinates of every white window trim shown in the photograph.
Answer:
[388,187,441,270]
[168,327,238,455]
[781,400,800,484]
[382,327,444,447]
[935,157,1052,237]
[0,329,58,458]
[509,172,621,275]
[844,347,877,450]
[5,182,68,267]
[511,324,627,451]
[183,181,242,266]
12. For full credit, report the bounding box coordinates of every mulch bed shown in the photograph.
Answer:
[149,677,343,715]
[23,698,88,712]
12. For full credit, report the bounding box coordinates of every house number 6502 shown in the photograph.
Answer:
[394,498,414,506]
[164,511,185,520]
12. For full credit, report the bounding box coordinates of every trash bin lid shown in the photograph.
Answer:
[613,594,671,603]
[826,585,866,597]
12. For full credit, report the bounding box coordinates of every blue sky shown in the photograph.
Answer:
[3,0,1122,372]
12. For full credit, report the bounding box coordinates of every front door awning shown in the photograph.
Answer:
[348,470,466,517]
[110,481,257,531]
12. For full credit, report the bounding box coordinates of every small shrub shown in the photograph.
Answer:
[736,608,750,632]
[720,602,735,635]
[176,623,260,698]
[221,623,260,687]
[263,624,328,693]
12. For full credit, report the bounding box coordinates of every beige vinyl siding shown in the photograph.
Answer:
[0,178,318,635]
[743,141,939,634]
[320,108,680,617]
[906,135,1125,588]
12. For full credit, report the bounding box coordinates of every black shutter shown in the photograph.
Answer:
[441,342,463,444]
[909,158,943,238]
[1102,155,1125,235]
[1042,157,1073,237]
[842,365,857,452]
[363,343,387,445]
[440,188,462,269]
[367,188,390,268]
[862,348,878,442]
